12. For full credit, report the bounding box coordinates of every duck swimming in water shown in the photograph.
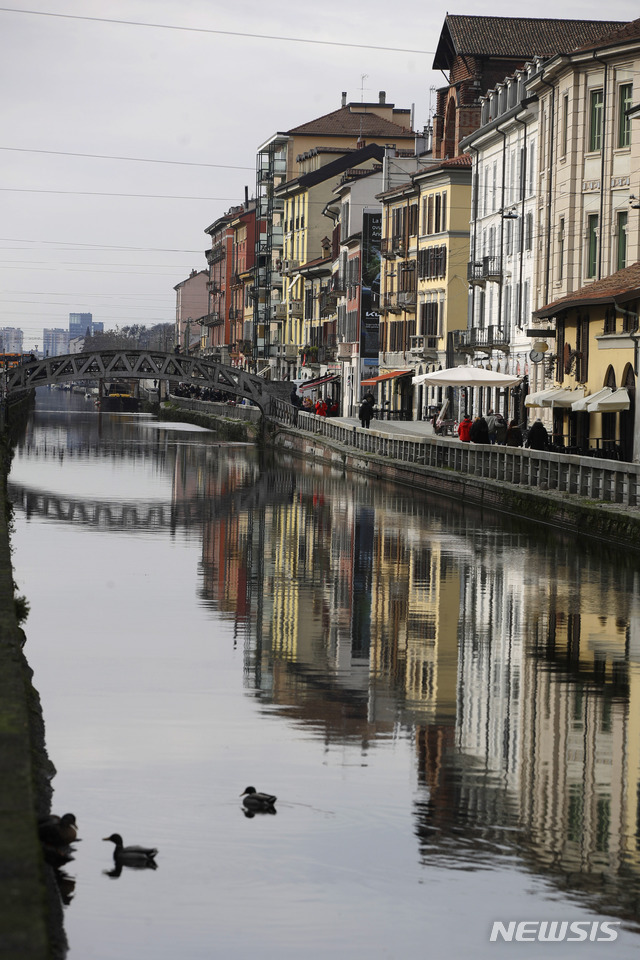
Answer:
[103,833,158,865]
[240,786,277,813]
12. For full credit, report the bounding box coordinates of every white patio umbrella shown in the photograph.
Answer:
[412,365,523,388]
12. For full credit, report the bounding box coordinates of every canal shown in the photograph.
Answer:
[8,389,640,958]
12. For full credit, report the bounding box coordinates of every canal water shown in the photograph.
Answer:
[8,389,640,959]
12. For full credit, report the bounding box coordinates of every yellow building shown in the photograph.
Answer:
[276,144,387,368]
[376,156,472,418]
[532,261,639,459]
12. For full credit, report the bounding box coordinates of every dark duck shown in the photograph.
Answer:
[103,833,158,868]
[241,786,277,814]
[38,813,79,846]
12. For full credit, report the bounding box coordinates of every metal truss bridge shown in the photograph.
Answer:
[5,349,290,413]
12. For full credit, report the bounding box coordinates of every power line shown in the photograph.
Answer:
[0,188,239,201]
[0,145,254,170]
[0,7,432,55]
[0,238,205,252]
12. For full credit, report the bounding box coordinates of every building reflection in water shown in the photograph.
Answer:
[178,444,640,925]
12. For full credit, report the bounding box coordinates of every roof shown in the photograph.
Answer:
[276,143,386,195]
[288,106,414,139]
[534,262,640,318]
[433,15,625,70]
[571,16,640,53]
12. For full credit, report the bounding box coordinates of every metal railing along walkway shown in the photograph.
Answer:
[269,399,640,509]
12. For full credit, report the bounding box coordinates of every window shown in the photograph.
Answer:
[434,194,441,233]
[558,217,565,281]
[525,212,533,251]
[528,141,535,196]
[587,214,598,279]
[617,211,628,271]
[589,89,603,152]
[503,284,511,330]
[618,83,632,148]
[562,94,569,157]
[492,162,497,212]
[441,192,447,232]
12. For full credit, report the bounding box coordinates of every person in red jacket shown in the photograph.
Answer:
[457,413,472,442]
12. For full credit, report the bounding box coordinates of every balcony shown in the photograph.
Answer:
[453,325,509,353]
[289,300,303,319]
[272,303,287,320]
[337,342,353,360]
[410,335,439,358]
[398,290,417,309]
[274,344,299,360]
[467,256,501,283]
[202,312,222,326]
[383,294,402,314]
[281,259,300,276]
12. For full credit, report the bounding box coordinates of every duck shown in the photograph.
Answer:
[102,833,158,865]
[38,813,79,846]
[240,786,277,813]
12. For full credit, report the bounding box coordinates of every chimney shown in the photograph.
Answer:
[379,91,386,104]
[244,185,249,207]
[341,91,347,107]
[321,237,331,259]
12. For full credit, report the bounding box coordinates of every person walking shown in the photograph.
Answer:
[526,418,550,450]
[359,397,374,429]
[457,413,473,442]
[505,419,523,446]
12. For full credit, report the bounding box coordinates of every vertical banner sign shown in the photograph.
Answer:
[361,212,381,362]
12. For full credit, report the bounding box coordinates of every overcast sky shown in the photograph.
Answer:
[1,0,638,350]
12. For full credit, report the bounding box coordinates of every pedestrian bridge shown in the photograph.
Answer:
[5,349,290,413]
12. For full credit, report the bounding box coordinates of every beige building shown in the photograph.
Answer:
[527,19,640,312]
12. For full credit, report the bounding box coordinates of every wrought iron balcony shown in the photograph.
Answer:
[467,256,501,283]
[453,325,509,353]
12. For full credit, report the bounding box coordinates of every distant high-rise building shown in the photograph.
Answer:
[43,328,69,356]
[0,327,24,353]
[69,312,93,338]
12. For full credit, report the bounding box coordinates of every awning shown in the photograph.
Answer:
[361,370,411,386]
[571,387,613,411]
[297,375,339,391]
[540,387,585,407]
[587,387,630,412]
[525,388,557,407]
[413,364,521,388]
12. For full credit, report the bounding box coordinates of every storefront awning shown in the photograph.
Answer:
[361,370,411,386]
[525,388,557,407]
[571,388,610,411]
[587,387,630,412]
[297,375,339,391]
[540,387,585,407]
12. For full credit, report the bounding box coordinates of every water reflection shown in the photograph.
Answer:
[9,390,640,953]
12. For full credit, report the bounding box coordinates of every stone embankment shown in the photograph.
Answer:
[0,402,55,959]
[167,397,640,551]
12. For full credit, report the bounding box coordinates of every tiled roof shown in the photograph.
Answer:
[433,15,624,69]
[437,154,472,168]
[535,262,640,318]
[571,16,640,53]
[288,107,414,138]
